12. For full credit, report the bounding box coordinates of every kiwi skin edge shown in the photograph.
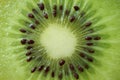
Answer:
[0,0,120,80]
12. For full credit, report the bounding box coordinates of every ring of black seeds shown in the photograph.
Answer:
[19,1,102,80]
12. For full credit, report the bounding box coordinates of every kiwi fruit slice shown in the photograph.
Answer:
[0,0,120,80]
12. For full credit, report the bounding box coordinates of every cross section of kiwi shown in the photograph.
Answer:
[1,0,120,80]
[17,0,108,79]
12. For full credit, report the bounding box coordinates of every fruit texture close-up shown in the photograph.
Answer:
[0,0,120,80]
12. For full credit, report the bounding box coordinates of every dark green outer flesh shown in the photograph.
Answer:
[0,0,120,80]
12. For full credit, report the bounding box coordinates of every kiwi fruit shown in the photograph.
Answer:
[0,0,120,80]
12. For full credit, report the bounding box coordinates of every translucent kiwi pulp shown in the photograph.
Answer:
[1,0,120,80]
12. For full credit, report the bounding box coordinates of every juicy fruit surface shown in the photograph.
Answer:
[0,0,120,80]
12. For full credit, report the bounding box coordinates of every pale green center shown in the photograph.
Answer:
[40,23,77,59]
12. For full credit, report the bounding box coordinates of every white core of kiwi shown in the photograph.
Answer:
[40,23,77,59]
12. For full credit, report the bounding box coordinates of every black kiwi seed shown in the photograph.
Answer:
[53,5,57,17]
[26,51,32,56]
[28,40,35,44]
[78,66,84,72]
[31,67,37,73]
[53,5,57,10]
[59,59,65,66]
[27,56,33,62]
[94,36,101,40]
[29,24,36,29]
[69,64,75,71]
[85,36,92,40]
[38,65,44,71]
[38,3,44,10]
[28,13,34,18]
[73,72,79,79]
[86,42,93,46]
[20,29,26,33]
[44,66,50,73]
[85,22,92,27]
[26,46,33,50]
[74,6,79,11]
[59,5,63,10]
[70,16,75,22]
[21,39,27,44]
[51,71,55,77]
[79,52,86,58]
[43,12,48,19]
[87,57,93,62]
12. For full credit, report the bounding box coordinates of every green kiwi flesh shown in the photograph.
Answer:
[0,0,120,80]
